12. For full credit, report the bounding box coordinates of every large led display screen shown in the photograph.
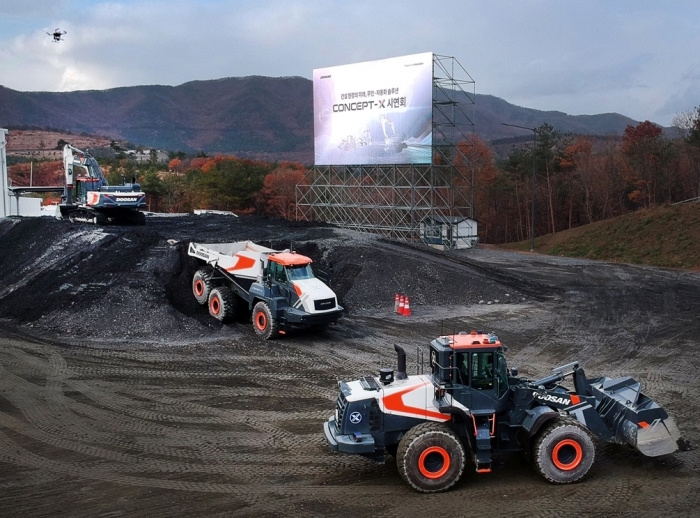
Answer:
[313,52,433,166]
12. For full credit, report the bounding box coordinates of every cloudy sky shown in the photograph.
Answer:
[1,0,698,126]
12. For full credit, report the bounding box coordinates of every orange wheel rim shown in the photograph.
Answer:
[210,297,220,315]
[418,446,450,479]
[552,439,583,470]
[194,279,204,296]
[255,312,267,330]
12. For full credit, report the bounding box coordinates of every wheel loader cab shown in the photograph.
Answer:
[455,350,509,397]
[431,332,510,408]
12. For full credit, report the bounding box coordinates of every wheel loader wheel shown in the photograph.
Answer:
[192,269,214,305]
[396,422,465,493]
[532,416,595,484]
[208,287,236,322]
[252,301,279,339]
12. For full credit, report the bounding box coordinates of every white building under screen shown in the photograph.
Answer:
[313,52,433,166]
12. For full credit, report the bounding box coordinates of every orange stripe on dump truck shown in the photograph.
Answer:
[225,255,256,271]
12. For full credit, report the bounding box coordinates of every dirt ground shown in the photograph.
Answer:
[0,215,699,517]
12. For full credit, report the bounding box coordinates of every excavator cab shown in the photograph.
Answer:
[74,177,101,203]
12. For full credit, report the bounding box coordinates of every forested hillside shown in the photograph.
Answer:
[1,77,643,162]
[6,105,699,268]
[468,114,700,245]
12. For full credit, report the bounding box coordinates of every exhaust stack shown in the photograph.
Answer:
[394,344,407,380]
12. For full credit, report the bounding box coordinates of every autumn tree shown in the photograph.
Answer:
[161,174,189,213]
[140,171,164,211]
[533,123,570,234]
[685,106,700,147]
[260,163,307,219]
[620,121,673,206]
[498,146,534,243]
[678,107,700,198]
[454,135,499,239]
[168,158,182,172]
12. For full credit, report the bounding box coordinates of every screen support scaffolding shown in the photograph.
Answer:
[297,55,475,248]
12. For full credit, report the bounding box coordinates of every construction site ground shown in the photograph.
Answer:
[0,215,698,517]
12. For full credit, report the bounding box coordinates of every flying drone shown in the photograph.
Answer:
[47,28,67,42]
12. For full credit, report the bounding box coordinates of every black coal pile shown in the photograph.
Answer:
[0,215,522,342]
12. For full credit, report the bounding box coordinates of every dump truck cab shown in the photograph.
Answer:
[251,251,340,328]
[264,252,337,312]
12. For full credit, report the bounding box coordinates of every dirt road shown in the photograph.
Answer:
[0,217,698,517]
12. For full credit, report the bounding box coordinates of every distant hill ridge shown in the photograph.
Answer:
[0,77,643,163]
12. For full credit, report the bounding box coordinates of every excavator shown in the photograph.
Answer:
[59,144,147,225]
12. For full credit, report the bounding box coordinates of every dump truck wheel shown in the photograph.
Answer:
[396,422,465,493]
[252,301,279,339]
[192,269,214,305]
[532,417,595,484]
[208,287,235,322]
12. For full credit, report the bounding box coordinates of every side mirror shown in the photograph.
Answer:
[510,367,519,377]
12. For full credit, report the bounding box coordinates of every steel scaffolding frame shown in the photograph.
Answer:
[297,55,475,246]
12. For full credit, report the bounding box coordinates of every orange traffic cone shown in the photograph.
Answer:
[403,296,411,317]
[394,293,400,313]
[398,295,405,315]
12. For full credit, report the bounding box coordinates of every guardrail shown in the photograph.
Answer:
[672,196,700,205]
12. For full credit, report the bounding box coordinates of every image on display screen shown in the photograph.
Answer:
[313,52,433,166]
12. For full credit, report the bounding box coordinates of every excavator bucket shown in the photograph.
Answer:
[586,375,681,456]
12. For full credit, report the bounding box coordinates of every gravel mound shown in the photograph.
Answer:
[0,215,525,341]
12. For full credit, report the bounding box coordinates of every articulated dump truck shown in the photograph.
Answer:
[188,241,343,339]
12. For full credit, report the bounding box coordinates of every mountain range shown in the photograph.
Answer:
[0,76,644,164]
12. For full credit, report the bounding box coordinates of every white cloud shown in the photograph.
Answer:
[0,0,698,125]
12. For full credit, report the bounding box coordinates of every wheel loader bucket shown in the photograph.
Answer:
[634,415,682,457]
[588,376,681,457]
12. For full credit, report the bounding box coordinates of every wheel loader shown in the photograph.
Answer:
[323,331,684,492]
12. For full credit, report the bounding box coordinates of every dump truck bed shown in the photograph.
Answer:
[188,241,278,280]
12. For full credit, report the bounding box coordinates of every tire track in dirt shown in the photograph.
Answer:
[2,223,700,516]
